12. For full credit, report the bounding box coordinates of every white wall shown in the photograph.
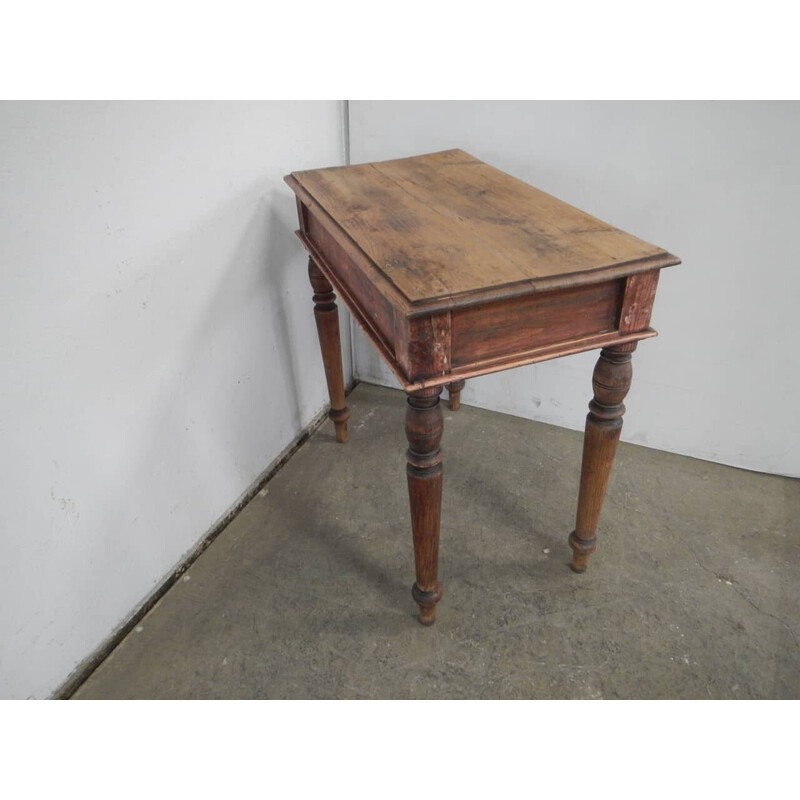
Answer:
[0,101,348,698]
[350,101,800,478]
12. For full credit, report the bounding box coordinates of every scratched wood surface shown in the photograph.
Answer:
[289,149,679,306]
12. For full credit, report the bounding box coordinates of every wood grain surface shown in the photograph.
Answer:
[289,149,679,308]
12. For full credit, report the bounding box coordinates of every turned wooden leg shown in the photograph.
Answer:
[308,258,350,443]
[569,342,636,573]
[446,379,466,411]
[405,386,444,625]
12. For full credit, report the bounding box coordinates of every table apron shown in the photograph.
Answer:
[296,202,661,391]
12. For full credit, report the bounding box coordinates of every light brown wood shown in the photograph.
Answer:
[405,328,655,391]
[297,203,661,389]
[618,270,660,333]
[289,149,679,310]
[569,342,636,572]
[287,150,677,388]
[308,259,350,443]
[446,380,465,411]
[405,386,444,625]
[286,149,680,625]
[451,279,621,368]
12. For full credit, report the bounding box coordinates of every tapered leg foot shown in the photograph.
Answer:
[446,379,465,411]
[405,386,444,625]
[308,259,350,443]
[570,343,636,572]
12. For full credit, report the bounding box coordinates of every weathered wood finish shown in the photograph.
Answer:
[393,309,451,382]
[308,259,350,443]
[618,271,660,333]
[446,380,465,411]
[290,150,679,310]
[305,209,396,351]
[288,155,675,390]
[405,387,444,625]
[569,342,636,572]
[286,149,680,625]
[451,279,622,369]
[407,328,655,391]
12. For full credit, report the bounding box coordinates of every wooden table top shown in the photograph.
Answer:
[286,149,679,311]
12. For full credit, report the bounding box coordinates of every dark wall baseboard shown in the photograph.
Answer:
[53,380,359,699]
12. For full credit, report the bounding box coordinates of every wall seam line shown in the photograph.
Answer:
[342,99,358,381]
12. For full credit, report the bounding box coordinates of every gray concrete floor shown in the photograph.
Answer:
[74,382,800,699]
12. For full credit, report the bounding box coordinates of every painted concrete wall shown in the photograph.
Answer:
[349,101,800,478]
[0,101,348,698]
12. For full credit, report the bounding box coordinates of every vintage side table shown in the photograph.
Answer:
[285,149,680,626]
